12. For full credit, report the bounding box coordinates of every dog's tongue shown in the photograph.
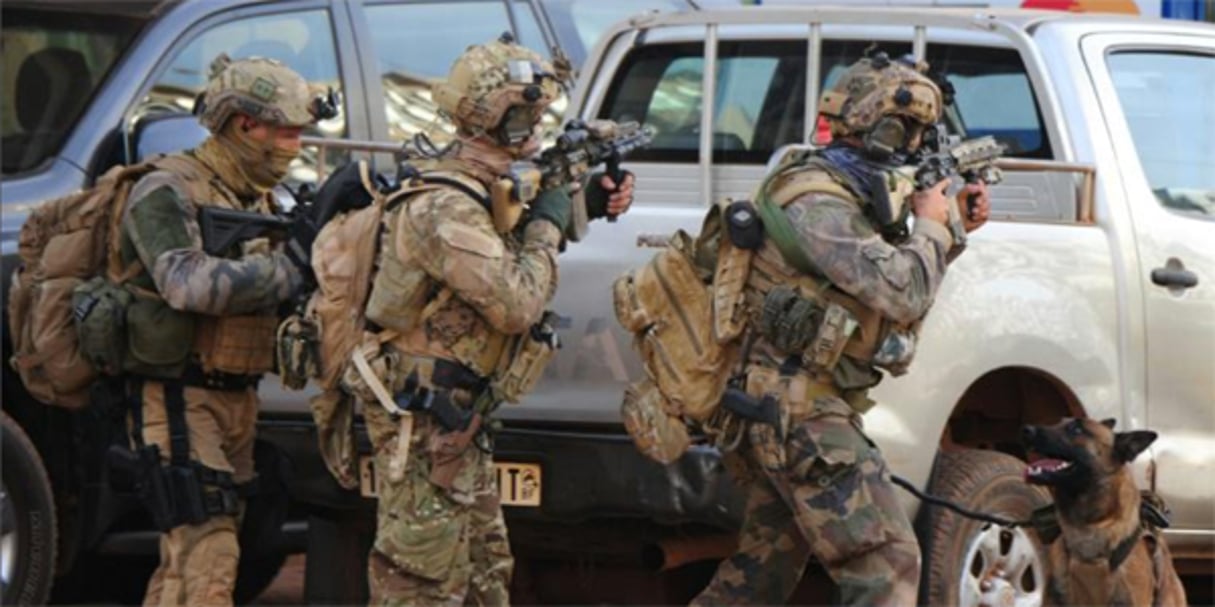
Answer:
[1025,458,1067,481]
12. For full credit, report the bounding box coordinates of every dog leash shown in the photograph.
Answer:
[890,474,1034,528]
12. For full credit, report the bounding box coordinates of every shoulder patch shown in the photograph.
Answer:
[437,222,504,259]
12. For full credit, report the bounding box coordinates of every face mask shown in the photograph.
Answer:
[224,125,300,191]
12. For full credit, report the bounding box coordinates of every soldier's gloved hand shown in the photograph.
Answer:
[585,171,636,221]
[528,186,573,232]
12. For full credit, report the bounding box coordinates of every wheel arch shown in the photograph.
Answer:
[941,365,1087,461]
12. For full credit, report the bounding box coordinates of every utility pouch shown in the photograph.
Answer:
[872,328,917,376]
[807,302,859,371]
[724,200,764,250]
[276,314,319,390]
[73,276,134,375]
[493,312,560,403]
[124,297,194,378]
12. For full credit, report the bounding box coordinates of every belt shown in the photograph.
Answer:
[178,365,261,391]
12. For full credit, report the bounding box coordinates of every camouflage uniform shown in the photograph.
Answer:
[358,37,566,606]
[694,56,953,606]
[120,56,318,607]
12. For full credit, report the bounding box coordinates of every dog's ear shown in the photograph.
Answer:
[1100,418,1117,430]
[1114,430,1157,463]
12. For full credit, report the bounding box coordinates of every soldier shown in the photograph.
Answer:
[691,54,991,605]
[346,36,634,605]
[118,55,324,606]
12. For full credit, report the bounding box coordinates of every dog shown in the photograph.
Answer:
[1022,417,1187,606]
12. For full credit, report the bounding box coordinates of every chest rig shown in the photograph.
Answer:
[365,162,557,408]
[734,153,922,415]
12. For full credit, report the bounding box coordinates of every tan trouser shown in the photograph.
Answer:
[136,381,257,607]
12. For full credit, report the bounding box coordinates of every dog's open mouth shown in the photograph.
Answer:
[1024,457,1076,484]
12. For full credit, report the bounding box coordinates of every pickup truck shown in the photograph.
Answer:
[481,5,1214,605]
[0,0,695,603]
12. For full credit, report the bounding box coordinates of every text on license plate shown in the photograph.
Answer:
[358,457,541,507]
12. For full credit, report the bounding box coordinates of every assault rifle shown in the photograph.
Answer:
[198,204,318,288]
[492,119,654,241]
[911,125,1005,251]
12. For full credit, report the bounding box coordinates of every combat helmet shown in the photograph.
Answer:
[432,33,566,143]
[195,54,335,133]
[818,52,943,157]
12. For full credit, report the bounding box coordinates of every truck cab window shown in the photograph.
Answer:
[1,9,141,176]
[365,1,563,146]
[601,40,1050,164]
[134,10,347,181]
[1108,51,1215,217]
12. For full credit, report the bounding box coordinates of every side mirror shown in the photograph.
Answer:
[132,113,208,163]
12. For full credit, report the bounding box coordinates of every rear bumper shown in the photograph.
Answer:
[257,416,744,530]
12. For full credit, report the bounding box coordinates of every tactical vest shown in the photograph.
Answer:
[368,162,553,404]
[126,153,280,377]
[746,156,921,391]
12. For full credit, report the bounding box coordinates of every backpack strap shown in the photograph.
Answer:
[755,153,863,276]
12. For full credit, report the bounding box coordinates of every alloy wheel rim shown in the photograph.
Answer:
[957,522,1044,607]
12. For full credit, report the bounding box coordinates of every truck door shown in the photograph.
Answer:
[1084,33,1215,540]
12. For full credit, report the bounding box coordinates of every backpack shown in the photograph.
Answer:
[612,198,753,463]
[7,162,159,408]
[276,160,480,488]
[612,152,865,464]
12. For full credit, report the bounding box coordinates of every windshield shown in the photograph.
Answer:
[1,8,142,175]
[538,0,693,66]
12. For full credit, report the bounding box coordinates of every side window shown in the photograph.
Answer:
[601,39,1049,165]
[601,40,893,163]
[1108,51,1215,217]
[926,45,1051,159]
[134,10,347,180]
[365,1,564,145]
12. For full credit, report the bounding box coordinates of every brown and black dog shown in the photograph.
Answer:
[1022,417,1187,606]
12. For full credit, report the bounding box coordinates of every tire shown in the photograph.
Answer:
[1,411,57,606]
[917,448,1051,607]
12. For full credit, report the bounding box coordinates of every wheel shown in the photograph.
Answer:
[917,448,1051,607]
[1,410,57,605]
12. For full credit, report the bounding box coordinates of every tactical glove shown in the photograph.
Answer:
[528,186,573,232]
[584,170,634,221]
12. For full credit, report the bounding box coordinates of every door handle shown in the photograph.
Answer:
[1151,267,1198,289]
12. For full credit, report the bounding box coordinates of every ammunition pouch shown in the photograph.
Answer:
[492,311,560,403]
[73,276,135,376]
[195,314,277,375]
[124,296,195,378]
[276,313,319,390]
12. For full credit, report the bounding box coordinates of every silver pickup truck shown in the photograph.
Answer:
[494,5,1213,605]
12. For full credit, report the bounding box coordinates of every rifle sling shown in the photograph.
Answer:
[389,175,491,214]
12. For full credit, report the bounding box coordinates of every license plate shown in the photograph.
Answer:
[357,457,541,507]
[495,462,542,507]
